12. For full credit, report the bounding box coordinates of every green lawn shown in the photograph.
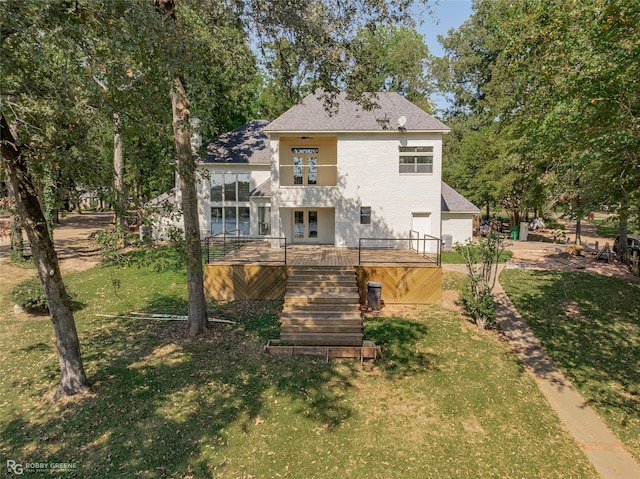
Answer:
[500,269,640,463]
[0,262,599,478]
[440,248,513,264]
[589,216,640,238]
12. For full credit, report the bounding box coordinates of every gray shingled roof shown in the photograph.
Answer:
[264,92,449,133]
[250,179,271,197]
[202,120,270,164]
[441,182,480,213]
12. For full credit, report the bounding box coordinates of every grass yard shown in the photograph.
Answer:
[500,269,640,463]
[440,248,512,264]
[588,214,640,238]
[0,261,599,478]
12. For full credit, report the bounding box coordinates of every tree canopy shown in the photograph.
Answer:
[1,0,436,397]
[436,0,639,239]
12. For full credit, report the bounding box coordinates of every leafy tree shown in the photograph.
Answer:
[437,0,639,250]
[258,38,313,119]
[0,0,179,396]
[433,0,502,119]
[347,24,435,112]
[487,0,640,254]
[154,0,435,335]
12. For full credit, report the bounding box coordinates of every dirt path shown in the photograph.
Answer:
[0,211,111,266]
[0,212,112,296]
[507,220,638,282]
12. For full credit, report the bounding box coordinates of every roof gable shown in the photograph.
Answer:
[264,92,449,133]
[441,182,480,213]
[202,120,270,164]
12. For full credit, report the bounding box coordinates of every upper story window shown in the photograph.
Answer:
[292,148,319,185]
[399,146,433,174]
[211,173,250,202]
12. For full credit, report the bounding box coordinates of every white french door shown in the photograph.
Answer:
[293,210,319,242]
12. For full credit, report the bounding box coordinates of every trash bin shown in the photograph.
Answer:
[509,225,519,240]
[519,222,529,241]
[367,281,382,312]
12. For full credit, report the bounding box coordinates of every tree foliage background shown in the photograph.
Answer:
[436,0,639,240]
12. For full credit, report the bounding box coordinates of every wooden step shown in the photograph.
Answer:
[277,264,362,347]
[282,303,360,318]
[280,317,363,326]
[286,286,358,293]
[285,290,358,299]
[287,274,356,283]
[289,266,355,274]
[279,332,364,346]
[284,294,359,304]
[281,324,364,334]
[282,300,359,310]
[280,311,362,320]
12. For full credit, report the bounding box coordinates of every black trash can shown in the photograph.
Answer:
[367,281,382,312]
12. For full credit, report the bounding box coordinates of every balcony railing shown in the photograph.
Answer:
[279,165,337,186]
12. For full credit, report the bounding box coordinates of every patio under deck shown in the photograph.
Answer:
[203,244,442,305]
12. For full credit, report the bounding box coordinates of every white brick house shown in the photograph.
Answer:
[194,92,478,249]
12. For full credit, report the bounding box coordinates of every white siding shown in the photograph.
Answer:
[441,213,475,246]
[334,133,442,247]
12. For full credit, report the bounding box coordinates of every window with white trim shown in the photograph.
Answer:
[399,146,433,174]
[210,173,251,234]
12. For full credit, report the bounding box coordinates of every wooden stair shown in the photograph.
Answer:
[279,266,363,346]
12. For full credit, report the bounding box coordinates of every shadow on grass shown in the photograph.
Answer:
[1,297,351,478]
[365,316,436,376]
[500,269,640,445]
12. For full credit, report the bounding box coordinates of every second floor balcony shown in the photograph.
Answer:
[279,164,337,187]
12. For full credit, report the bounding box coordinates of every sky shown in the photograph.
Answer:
[416,0,475,113]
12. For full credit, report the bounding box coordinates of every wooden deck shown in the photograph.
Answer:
[204,245,441,305]
[210,244,438,267]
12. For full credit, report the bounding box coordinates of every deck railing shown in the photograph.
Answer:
[358,236,441,266]
[204,233,287,264]
[409,230,420,253]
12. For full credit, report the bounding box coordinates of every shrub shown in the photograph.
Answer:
[454,231,507,329]
[11,277,76,314]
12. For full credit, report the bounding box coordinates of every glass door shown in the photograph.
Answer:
[291,148,319,185]
[294,211,305,239]
[293,210,319,241]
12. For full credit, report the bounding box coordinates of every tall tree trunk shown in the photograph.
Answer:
[1,114,89,399]
[618,192,630,264]
[10,213,24,262]
[6,177,24,261]
[575,219,582,245]
[43,163,56,237]
[113,112,126,237]
[170,79,208,335]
